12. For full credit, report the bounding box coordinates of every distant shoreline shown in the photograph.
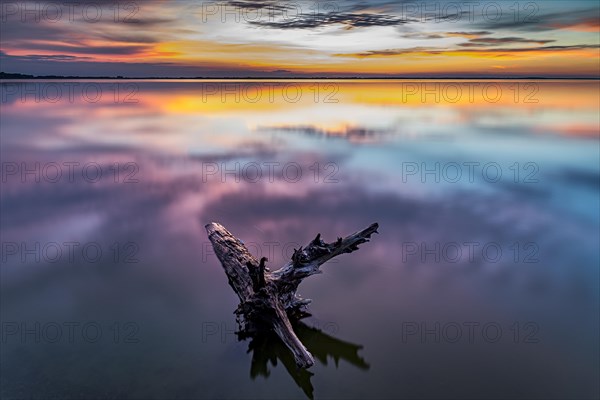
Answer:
[1,72,598,80]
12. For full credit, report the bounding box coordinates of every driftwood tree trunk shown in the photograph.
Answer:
[205,222,379,368]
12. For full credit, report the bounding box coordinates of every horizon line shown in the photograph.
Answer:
[1,72,599,81]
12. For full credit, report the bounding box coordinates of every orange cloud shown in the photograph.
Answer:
[553,18,600,32]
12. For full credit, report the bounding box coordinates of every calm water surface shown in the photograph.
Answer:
[1,81,599,399]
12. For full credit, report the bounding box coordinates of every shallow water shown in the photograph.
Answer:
[1,80,599,399]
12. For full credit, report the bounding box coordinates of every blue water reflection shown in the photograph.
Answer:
[1,81,598,399]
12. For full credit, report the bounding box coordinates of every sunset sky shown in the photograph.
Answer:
[1,0,599,77]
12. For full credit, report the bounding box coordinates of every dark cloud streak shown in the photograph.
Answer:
[250,12,413,29]
[459,37,556,47]
[343,44,600,57]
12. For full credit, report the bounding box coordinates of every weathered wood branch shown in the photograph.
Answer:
[205,222,379,368]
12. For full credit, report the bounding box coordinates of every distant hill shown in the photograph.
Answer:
[0,72,127,79]
[1,72,36,79]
